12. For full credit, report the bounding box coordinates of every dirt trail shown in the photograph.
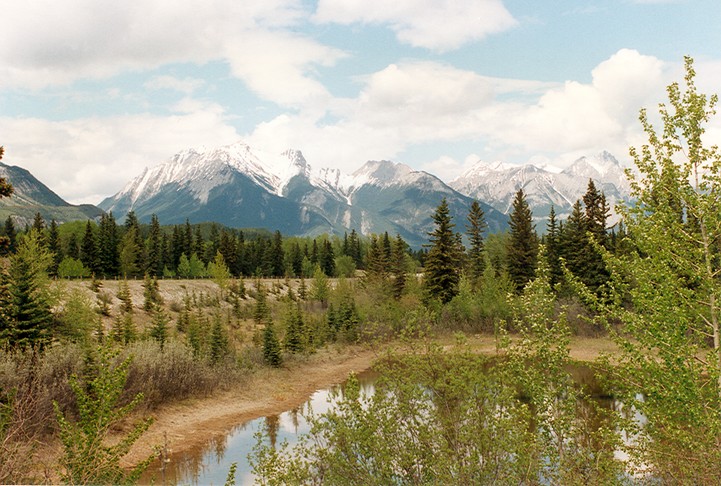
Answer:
[124,345,379,465]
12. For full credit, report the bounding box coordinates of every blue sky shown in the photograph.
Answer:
[1,0,720,204]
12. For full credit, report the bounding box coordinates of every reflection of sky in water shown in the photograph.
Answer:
[142,367,640,485]
[142,371,377,485]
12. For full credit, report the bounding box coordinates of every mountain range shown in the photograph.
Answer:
[97,142,507,247]
[450,151,630,223]
[1,141,632,246]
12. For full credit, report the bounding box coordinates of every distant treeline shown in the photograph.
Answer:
[0,212,430,279]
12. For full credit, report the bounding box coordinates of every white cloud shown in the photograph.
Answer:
[313,0,517,51]
[0,103,239,204]
[0,0,339,108]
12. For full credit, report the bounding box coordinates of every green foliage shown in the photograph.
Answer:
[575,56,721,482]
[465,199,488,285]
[507,189,538,292]
[423,198,462,304]
[283,303,305,354]
[262,321,282,367]
[142,274,163,312]
[310,264,329,306]
[57,288,98,345]
[148,305,169,350]
[57,257,91,279]
[116,279,133,314]
[0,230,55,349]
[208,251,231,292]
[54,347,155,485]
[209,314,229,364]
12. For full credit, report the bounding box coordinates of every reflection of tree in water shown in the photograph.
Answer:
[289,407,300,433]
[265,415,280,449]
[209,434,228,463]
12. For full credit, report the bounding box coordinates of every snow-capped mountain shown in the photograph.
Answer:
[99,142,507,247]
[450,151,630,223]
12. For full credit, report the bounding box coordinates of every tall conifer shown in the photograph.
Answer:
[507,189,538,293]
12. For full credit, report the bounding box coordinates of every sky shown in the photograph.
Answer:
[1,0,721,205]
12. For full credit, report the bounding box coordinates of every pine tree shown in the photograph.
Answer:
[391,234,407,300]
[262,321,282,367]
[142,274,163,311]
[466,199,488,285]
[423,198,461,303]
[507,189,538,293]
[2,216,16,256]
[97,213,119,277]
[209,314,228,364]
[545,206,563,288]
[148,305,169,350]
[80,221,98,275]
[283,304,305,354]
[145,214,163,277]
[47,219,62,276]
[116,280,133,314]
[0,230,54,349]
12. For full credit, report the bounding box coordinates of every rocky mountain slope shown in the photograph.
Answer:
[0,161,103,226]
[99,142,507,247]
[450,151,630,223]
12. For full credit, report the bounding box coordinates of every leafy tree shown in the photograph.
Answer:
[310,264,330,307]
[208,251,231,293]
[507,189,538,292]
[58,257,91,279]
[189,253,206,278]
[578,57,721,481]
[423,198,461,304]
[465,199,487,285]
[54,347,154,485]
[176,253,191,278]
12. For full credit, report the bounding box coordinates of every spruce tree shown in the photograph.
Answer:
[423,198,461,303]
[0,230,54,349]
[545,206,563,288]
[466,199,488,285]
[2,216,16,256]
[209,314,228,364]
[391,234,407,300]
[145,214,163,277]
[97,213,119,277]
[283,304,305,354]
[149,305,169,350]
[507,189,538,293]
[80,221,98,275]
[262,321,282,367]
[47,219,62,275]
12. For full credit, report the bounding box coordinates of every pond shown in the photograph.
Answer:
[141,364,625,485]
[141,370,379,485]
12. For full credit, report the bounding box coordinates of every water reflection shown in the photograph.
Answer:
[141,370,378,485]
[141,366,630,485]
